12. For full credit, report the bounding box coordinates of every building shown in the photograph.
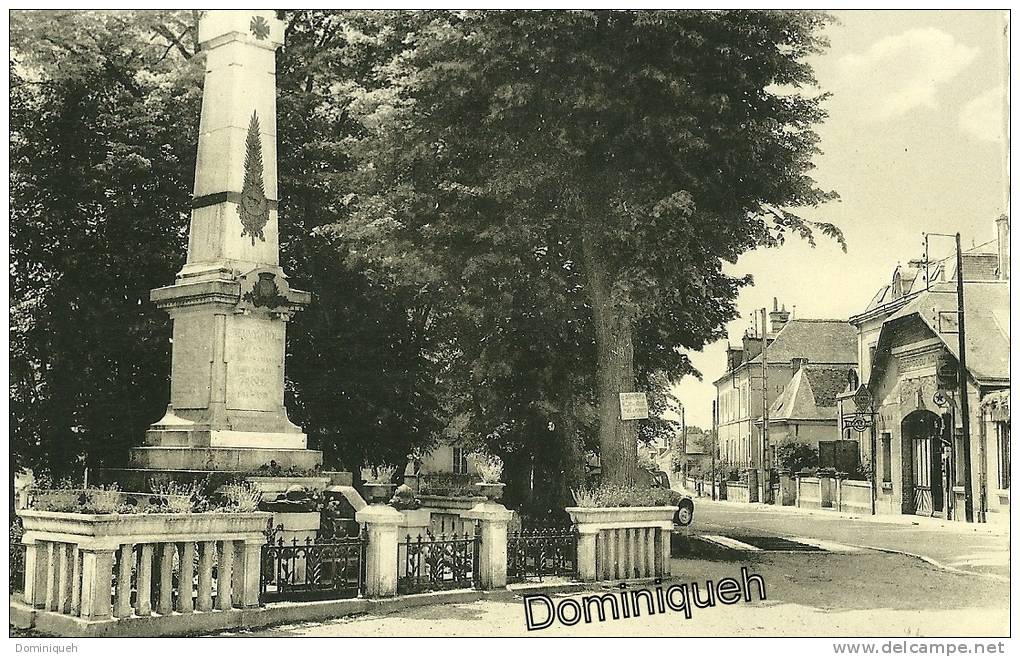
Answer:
[714,302,857,480]
[848,216,1010,522]
[760,363,861,472]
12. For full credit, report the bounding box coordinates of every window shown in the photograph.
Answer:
[453,447,469,475]
[997,423,1010,490]
[868,343,878,373]
[881,433,892,482]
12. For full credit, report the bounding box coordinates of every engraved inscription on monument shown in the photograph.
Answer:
[170,315,213,410]
[225,315,285,411]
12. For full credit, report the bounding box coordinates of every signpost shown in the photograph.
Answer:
[619,392,649,420]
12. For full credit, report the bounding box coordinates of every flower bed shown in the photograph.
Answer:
[570,483,684,508]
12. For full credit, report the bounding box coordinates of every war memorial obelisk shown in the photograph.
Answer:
[125,10,321,479]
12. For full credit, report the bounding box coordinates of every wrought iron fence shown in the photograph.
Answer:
[507,525,579,583]
[260,529,367,602]
[10,517,25,593]
[397,528,480,594]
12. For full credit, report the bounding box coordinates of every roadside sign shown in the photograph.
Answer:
[853,385,872,412]
[849,415,871,433]
[619,392,649,420]
[932,390,950,408]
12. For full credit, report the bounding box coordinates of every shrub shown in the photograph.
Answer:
[361,465,398,484]
[570,484,683,508]
[419,472,477,497]
[775,443,819,473]
[221,481,263,512]
[471,454,504,484]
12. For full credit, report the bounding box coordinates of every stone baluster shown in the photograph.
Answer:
[178,542,195,613]
[70,547,82,617]
[356,504,404,598]
[216,540,234,610]
[137,544,154,616]
[196,541,215,611]
[157,543,175,615]
[463,501,513,589]
[644,528,655,578]
[114,544,134,618]
[56,543,74,613]
[45,542,60,611]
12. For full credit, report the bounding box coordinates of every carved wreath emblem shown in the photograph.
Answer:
[250,15,270,40]
[242,272,288,309]
[239,111,270,246]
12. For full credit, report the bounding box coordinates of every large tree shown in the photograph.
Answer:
[344,10,842,484]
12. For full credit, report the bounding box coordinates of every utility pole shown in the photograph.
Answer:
[681,403,687,454]
[711,399,718,501]
[760,307,770,504]
[955,233,975,522]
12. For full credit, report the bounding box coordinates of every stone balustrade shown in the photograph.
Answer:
[565,507,674,582]
[18,510,271,623]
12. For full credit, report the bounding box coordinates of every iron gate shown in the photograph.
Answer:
[260,529,367,602]
[397,528,480,594]
[507,525,578,583]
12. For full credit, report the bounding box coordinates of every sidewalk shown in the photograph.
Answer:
[689,496,1009,537]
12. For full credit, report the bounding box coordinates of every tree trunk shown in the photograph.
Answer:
[582,233,638,485]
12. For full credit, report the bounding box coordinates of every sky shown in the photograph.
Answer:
[673,10,1010,429]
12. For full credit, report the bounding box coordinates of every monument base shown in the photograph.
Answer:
[127,445,322,471]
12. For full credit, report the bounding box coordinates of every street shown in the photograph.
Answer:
[218,501,1009,638]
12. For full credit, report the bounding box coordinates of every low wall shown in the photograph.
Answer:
[726,482,750,504]
[18,509,271,635]
[836,479,873,515]
[796,477,821,508]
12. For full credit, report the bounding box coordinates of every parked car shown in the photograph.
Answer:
[646,469,695,527]
[582,465,695,527]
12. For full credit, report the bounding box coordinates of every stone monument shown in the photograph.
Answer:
[121,10,321,479]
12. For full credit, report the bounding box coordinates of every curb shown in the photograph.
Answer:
[851,544,1010,584]
[696,499,1009,537]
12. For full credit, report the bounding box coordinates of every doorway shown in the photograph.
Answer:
[902,410,944,516]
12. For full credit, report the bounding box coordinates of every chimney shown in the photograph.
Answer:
[996,214,1009,280]
[791,357,808,371]
[769,297,790,334]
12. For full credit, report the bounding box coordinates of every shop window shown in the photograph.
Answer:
[997,423,1010,490]
[881,433,892,482]
[453,447,469,475]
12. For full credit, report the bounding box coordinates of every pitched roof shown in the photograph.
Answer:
[883,280,1009,384]
[769,367,849,421]
[747,319,856,365]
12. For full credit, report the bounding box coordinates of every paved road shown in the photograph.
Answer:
[686,499,1009,580]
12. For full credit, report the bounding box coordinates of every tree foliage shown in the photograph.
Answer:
[342,10,840,484]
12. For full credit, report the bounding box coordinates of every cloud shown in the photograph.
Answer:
[959,86,1007,142]
[837,28,978,121]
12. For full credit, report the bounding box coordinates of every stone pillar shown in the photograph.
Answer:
[356,504,403,598]
[22,537,49,609]
[233,539,264,608]
[576,528,599,582]
[744,468,759,503]
[463,502,513,589]
[79,548,115,621]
